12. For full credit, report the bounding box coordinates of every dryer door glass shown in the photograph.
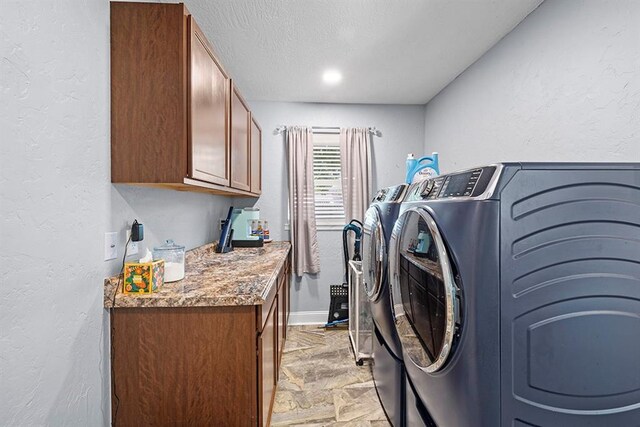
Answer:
[389,208,460,372]
[362,207,386,301]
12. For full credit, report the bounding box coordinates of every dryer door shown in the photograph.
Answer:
[389,207,461,373]
[362,206,386,301]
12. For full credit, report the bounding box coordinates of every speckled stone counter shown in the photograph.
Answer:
[104,241,291,308]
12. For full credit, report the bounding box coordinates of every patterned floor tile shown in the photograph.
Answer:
[333,388,386,422]
[270,389,336,426]
[273,326,389,426]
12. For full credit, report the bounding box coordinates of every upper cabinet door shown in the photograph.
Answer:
[250,116,262,195]
[188,17,229,186]
[230,83,251,191]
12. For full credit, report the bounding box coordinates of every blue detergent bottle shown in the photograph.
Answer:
[405,152,440,184]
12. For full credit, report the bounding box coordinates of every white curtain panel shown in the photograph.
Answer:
[340,127,373,225]
[287,126,321,276]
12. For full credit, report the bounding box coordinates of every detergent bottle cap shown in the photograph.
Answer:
[407,153,415,159]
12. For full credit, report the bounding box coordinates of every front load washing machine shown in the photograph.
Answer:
[389,163,640,427]
[362,184,408,426]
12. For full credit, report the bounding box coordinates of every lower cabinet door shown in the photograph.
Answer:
[260,299,277,426]
[285,257,291,327]
[278,280,286,365]
[282,278,288,342]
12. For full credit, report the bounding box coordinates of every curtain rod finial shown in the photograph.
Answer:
[369,127,382,137]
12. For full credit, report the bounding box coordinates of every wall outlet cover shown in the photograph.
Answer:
[126,230,139,256]
[104,232,118,261]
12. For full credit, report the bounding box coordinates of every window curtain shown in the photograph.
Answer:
[340,127,373,225]
[287,126,321,276]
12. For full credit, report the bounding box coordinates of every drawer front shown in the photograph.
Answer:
[260,281,277,333]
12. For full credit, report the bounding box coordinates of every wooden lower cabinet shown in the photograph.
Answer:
[111,258,290,426]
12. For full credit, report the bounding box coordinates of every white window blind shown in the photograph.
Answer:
[313,133,344,226]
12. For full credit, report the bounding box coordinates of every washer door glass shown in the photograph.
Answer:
[389,207,460,372]
[362,207,386,301]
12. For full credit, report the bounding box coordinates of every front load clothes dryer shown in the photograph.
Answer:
[389,163,640,427]
[362,184,408,426]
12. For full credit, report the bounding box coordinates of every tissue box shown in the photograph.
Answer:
[123,260,164,294]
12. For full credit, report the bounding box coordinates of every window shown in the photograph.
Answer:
[313,132,344,227]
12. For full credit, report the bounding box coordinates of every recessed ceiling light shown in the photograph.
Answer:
[322,69,342,85]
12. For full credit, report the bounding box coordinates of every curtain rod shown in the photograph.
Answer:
[273,125,382,137]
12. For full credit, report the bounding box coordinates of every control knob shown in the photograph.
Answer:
[420,180,435,198]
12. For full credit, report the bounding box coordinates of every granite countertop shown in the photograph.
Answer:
[104,241,291,308]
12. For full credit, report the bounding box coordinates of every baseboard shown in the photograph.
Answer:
[288,311,328,325]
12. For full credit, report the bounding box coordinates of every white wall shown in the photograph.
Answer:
[0,2,234,424]
[423,0,640,172]
[249,102,426,317]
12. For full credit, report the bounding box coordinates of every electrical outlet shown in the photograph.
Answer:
[104,232,118,261]
[126,230,139,256]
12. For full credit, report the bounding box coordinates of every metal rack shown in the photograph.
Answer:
[347,260,373,365]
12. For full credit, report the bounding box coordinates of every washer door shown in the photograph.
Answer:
[362,206,386,301]
[389,207,460,373]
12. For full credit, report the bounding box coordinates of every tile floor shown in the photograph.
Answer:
[270,325,391,427]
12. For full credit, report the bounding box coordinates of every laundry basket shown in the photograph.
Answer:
[347,260,373,365]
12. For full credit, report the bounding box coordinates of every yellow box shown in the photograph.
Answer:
[123,260,164,294]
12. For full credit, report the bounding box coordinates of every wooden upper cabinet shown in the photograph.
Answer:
[110,2,188,184]
[110,2,259,198]
[230,83,251,192]
[188,18,229,186]
[250,116,262,195]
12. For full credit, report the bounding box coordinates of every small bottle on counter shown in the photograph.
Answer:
[263,221,270,241]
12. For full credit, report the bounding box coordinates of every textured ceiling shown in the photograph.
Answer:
[184,0,543,104]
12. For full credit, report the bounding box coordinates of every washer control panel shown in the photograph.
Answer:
[421,166,498,199]
[372,184,408,203]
